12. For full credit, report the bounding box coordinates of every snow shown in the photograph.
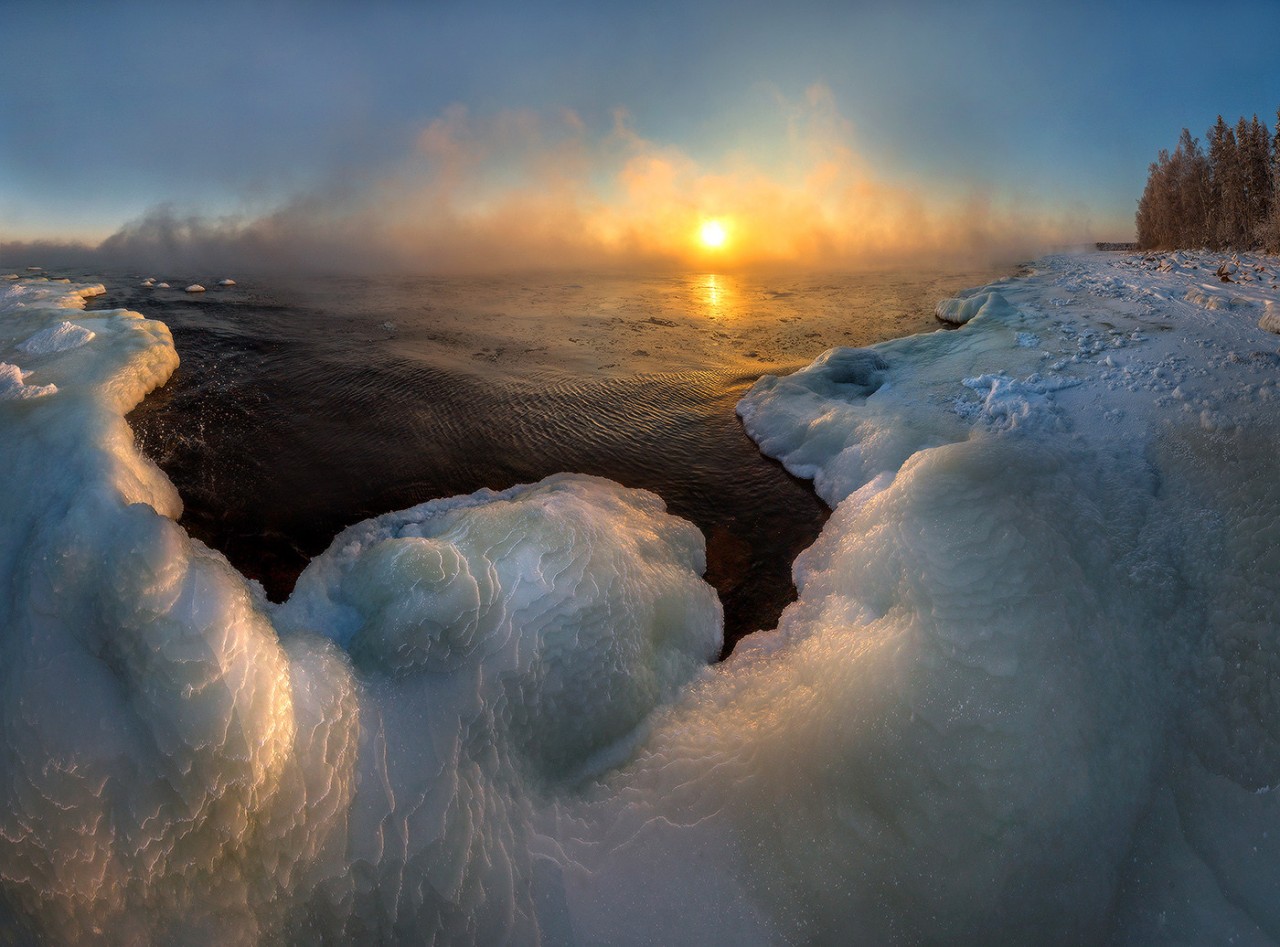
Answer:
[2,252,1280,943]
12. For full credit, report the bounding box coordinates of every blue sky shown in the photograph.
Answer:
[3,0,1280,258]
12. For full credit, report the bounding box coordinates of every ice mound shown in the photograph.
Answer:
[934,288,1017,324]
[1261,300,1280,334]
[0,361,57,399]
[5,254,1280,943]
[0,276,725,941]
[185,283,205,293]
[16,320,96,355]
[738,250,1280,943]
[219,278,236,286]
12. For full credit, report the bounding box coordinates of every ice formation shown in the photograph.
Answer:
[185,283,206,293]
[3,250,1280,944]
[1262,300,1280,334]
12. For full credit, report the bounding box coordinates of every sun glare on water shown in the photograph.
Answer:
[699,219,727,249]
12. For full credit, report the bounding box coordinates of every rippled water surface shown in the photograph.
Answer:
[84,267,1006,650]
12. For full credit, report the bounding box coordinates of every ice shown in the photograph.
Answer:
[185,283,206,293]
[1262,301,1280,334]
[934,288,1017,324]
[219,278,237,286]
[0,362,57,399]
[3,252,1280,943]
[17,321,96,355]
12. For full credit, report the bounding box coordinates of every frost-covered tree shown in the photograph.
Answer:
[1137,112,1276,250]
[1241,115,1271,245]
[1270,108,1280,251]
[1213,118,1245,247]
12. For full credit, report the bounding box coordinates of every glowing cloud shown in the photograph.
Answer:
[15,86,1095,274]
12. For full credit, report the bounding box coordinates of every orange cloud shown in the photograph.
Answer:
[77,86,1094,274]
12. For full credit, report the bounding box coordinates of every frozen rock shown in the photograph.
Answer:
[935,289,1017,325]
[1260,301,1280,335]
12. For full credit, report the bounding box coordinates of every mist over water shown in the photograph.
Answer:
[92,266,1007,647]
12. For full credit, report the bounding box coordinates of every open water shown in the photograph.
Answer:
[81,266,1006,649]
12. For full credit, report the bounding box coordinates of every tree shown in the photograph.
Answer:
[1136,110,1277,251]
[1270,108,1280,251]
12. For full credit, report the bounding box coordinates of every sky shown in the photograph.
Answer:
[3,0,1280,271]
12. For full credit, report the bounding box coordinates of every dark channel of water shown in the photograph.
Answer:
[71,267,1004,653]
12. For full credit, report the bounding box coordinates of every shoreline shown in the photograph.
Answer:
[3,252,1280,941]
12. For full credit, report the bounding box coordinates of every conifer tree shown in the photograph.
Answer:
[1270,108,1280,250]
[1136,110,1278,251]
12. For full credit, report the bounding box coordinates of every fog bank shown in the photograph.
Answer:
[4,89,1095,275]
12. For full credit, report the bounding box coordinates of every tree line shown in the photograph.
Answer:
[1135,111,1280,251]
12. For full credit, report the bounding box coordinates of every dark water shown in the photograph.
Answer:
[72,267,1004,652]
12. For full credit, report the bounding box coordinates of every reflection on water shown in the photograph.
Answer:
[703,274,722,313]
[98,265,1008,652]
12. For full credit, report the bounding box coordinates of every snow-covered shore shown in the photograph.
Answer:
[1,253,1279,943]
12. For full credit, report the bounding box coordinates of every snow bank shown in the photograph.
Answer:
[3,253,1280,944]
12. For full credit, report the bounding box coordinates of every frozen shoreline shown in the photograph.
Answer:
[2,254,1280,943]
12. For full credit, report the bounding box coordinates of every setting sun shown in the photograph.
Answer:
[699,219,727,249]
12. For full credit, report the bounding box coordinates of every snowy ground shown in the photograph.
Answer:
[1,253,1279,944]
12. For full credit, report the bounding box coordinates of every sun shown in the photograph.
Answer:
[699,219,727,249]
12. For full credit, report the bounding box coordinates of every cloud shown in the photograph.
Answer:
[3,87,1095,274]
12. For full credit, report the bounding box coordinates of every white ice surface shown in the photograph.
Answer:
[3,252,1280,944]
[16,321,96,355]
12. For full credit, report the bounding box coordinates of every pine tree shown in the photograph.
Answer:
[1135,109,1279,251]
[1210,118,1244,247]
[1242,115,1271,246]
[1271,108,1280,251]
[1175,128,1209,247]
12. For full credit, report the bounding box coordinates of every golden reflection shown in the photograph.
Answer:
[698,273,743,319]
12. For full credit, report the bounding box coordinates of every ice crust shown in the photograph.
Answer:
[3,252,1280,944]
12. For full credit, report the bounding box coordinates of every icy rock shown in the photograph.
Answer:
[1260,301,1280,335]
[935,289,1017,325]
